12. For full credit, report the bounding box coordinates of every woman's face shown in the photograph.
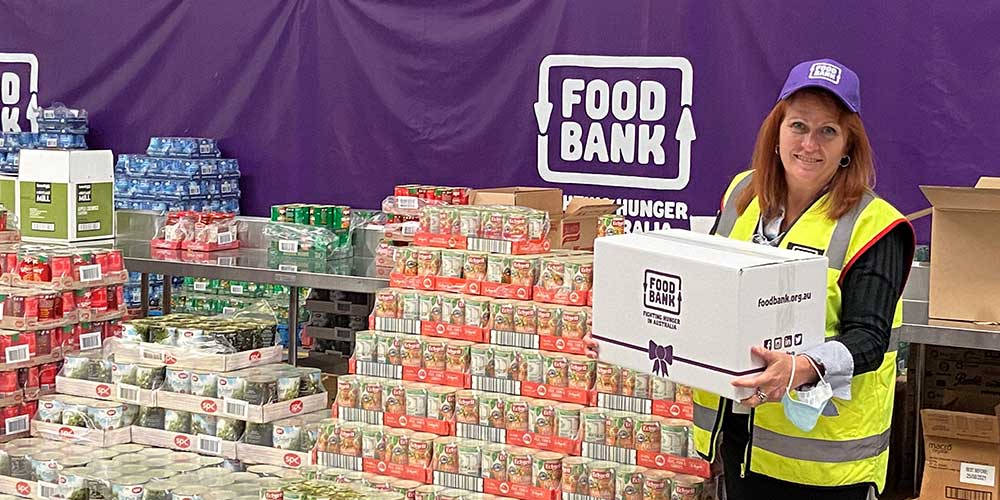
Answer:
[778,93,849,192]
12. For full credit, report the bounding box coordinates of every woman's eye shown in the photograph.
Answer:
[791,121,806,131]
[822,126,838,136]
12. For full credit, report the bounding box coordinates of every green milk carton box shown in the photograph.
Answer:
[18,149,115,242]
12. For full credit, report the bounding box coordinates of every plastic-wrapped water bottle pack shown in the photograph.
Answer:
[0,132,39,174]
[114,136,241,214]
[36,102,89,150]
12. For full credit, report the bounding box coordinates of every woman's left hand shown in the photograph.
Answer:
[732,346,817,408]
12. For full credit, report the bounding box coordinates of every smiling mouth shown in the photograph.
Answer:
[793,154,823,164]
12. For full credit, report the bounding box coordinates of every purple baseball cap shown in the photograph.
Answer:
[778,58,861,113]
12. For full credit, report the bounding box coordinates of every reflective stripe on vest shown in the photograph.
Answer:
[693,401,719,433]
[827,193,875,270]
[714,173,753,238]
[716,171,878,272]
[752,426,891,464]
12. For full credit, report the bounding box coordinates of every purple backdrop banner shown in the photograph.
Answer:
[3,0,1000,240]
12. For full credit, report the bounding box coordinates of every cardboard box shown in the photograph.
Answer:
[0,476,39,498]
[921,177,1000,323]
[30,420,131,446]
[109,340,283,372]
[920,406,1000,500]
[131,426,238,458]
[592,229,828,400]
[18,149,115,242]
[237,442,313,468]
[471,186,564,219]
[555,197,619,250]
[155,391,329,424]
[472,187,618,250]
[55,376,158,406]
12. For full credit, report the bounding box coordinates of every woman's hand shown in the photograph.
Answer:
[732,346,820,408]
[582,332,599,359]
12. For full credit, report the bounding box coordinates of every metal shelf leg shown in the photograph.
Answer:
[288,287,299,366]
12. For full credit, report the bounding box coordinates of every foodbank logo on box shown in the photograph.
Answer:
[644,269,681,315]
[642,270,682,331]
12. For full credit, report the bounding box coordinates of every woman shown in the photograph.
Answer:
[589,59,914,499]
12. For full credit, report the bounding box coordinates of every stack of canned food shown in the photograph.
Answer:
[372,288,593,338]
[2,246,126,287]
[158,363,324,401]
[418,205,550,243]
[0,437,313,500]
[182,278,278,298]
[244,411,328,451]
[34,394,134,430]
[352,334,596,389]
[270,204,352,232]
[560,460,706,500]
[394,185,472,205]
[120,314,276,353]
[315,416,567,488]
[0,361,59,399]
[264,221,352,260]
[390,248,593,290]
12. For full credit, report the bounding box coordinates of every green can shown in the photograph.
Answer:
[164,409,191,434]
[191,413,217,436]
[293,206,312,225]
[298,367,323,396]
[276,372,301,401]
[216,417,246,442]
[244,375,278,405]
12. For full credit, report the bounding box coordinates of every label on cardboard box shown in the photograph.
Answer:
[961,462,996,487]
[593,230,827,400]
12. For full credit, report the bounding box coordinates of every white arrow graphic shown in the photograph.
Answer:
[0,53,40,132]
[536,54,695,190]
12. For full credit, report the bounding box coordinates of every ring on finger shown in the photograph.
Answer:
[755,389,768,403]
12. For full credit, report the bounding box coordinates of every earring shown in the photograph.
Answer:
[839,155,851,168]
[774,145,780,155]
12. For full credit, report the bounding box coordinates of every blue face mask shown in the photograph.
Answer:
[781,355,833,432]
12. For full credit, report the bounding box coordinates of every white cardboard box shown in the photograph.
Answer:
[592,229,828,400]
[17,149,115,242]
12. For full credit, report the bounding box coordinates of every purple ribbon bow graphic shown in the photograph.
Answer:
[649,340,673,376]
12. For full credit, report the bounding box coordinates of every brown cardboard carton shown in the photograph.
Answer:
[556,197,619,250]
[471,186,564,218]
[921,177,1000,323]
[919,405,1000,500]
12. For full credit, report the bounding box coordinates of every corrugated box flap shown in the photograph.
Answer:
[920,185,1000,212]
[975,176,1000,189]
[565,197,619,217]
[921,408,1000,443]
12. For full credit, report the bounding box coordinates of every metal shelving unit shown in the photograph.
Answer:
[901,320,1000,497]
[117,238,389,365]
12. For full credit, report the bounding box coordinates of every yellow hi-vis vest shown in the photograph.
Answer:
[692,171,912,493]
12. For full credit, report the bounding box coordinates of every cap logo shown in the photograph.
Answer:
[808,62,841,84]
